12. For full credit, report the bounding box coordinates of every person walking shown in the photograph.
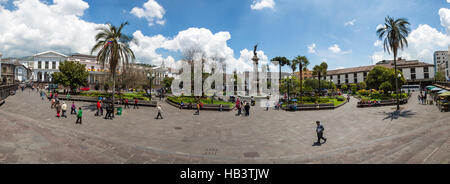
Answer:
[61,102,67,118]
[95,100,101,116]
[75,107,83,124]
[124,98,130,109]
[155,104,163,119]
[51,98,56,109]
[71,101,76,114]
[266,100,270,111]
[347,95,350,102]
[315,121,327,145]
[244,102,250,116]
[235,98,241,116]
[56,101,61,118]
[180,101,184,110]
[133,98,139,109]
[194,102,200,115]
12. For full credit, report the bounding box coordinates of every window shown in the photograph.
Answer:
[411,68,415,73]
[45,61,49,69]
[38,61,42,69]
[345,74,348,79]
[52,61,56,69]
[345,79,348,84]
[424,73,429,79]
[411,74,416,80]
[424,67,428,72]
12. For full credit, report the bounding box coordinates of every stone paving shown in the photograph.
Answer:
[0,89,449,163]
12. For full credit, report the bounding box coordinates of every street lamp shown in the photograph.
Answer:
[147,72,155,97]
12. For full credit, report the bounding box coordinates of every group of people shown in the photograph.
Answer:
[234,98,251,116]
[418,91,429,105]
[95,98,115,120]
[47,91,83,124]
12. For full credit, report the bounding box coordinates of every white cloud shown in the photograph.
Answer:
[344,19,356,26]
[376,24,385,31]
[371,24,450,64]
[439,8,450,33]
[328,44,352,55]
[328,44,341,53]
[374,40,383,48]
[130,27,272,73]
[0,0,101,57]
[250,0,275,10]
[447,0,450,3]
[307,43,316,54]
[131,0,165,26]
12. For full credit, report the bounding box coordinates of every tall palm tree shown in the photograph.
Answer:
[312,62,328,95]
[377,16,410,111]
[293,56,309,103]
[271,56,290,89]
[91,22,137,112]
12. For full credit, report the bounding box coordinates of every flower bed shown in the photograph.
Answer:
[167,96,234,108]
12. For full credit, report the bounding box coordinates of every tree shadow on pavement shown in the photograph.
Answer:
[382,110,416,121]
[81,104,97,112]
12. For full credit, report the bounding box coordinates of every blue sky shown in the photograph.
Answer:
[0,0,449,72]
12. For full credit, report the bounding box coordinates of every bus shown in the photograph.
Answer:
[401,85,421,92]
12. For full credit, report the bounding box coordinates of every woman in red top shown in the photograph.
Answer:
[133,98,139,109]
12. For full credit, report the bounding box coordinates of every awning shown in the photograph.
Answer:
[430,87,442,91]
[438,92,450,97]
[438,90,449,94]
[426,86,436,90]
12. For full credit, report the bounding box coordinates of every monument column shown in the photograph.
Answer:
[252,55,260,96]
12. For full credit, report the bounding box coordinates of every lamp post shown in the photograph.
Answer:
[147,72,155,98]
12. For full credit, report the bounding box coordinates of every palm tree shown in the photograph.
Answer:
[377,16,410,111]
[91,22,137,112]
[312,62,328,95]
[270,56,290,89]
[293,56,309,103]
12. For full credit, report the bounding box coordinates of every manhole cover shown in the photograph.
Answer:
[244,152,260,158]
[174,127,182,130]
[203,148,218,155]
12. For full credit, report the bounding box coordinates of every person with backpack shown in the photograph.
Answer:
[315,121,327,145]
[55,101,61,118]
[194,102,200,115]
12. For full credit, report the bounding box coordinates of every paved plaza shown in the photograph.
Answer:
[0,89,449,164]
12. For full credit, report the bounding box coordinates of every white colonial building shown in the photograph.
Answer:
[30,51,68,82]
[324,58,435,86]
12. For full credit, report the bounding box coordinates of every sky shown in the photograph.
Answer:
[0,0,450,72]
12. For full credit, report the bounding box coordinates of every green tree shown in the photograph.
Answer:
[312,62,328,93]
[91,22,137,111]
[366,66,405,90]
[379,81,393,94]
[435,71,446,81]
[52,60,89,93]
[377,16,410,110]
[341,84,348,91]
[271,56,290,87]
[293,56,309,103]
[358,82,367,90]
[163,77,174,91]
[350,83,357,94]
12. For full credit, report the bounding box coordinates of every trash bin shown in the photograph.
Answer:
[117,107,123,116]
